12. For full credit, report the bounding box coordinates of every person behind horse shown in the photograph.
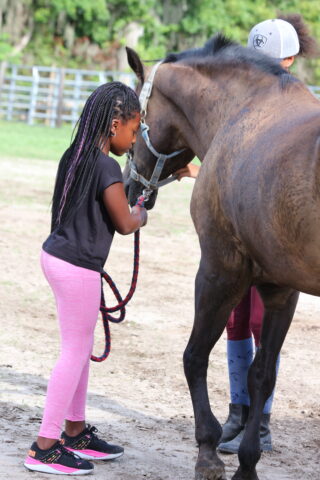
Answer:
[175,14,317,454]
[24,82,147,475]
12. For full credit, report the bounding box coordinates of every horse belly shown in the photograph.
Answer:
[243,204,320,296]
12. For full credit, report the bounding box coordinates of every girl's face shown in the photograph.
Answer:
[110,112,141,156]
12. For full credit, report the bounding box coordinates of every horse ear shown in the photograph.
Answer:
[126,47,145,84]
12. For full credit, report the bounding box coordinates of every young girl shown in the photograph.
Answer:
[24,82,147,475]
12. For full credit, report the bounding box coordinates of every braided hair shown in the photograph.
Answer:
[51,81,140,231]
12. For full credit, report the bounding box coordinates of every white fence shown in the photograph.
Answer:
[0,64,135,127]
[0,63,319,128]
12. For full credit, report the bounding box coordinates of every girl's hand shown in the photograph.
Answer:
[174,163,200,181]
[131,205,148,227]
[103,183,148,234]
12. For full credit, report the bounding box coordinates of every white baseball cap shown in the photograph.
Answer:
[247,18,300,59]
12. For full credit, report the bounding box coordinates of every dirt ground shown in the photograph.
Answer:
[0,156,319,480]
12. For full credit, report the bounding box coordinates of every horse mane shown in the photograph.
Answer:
[163,35,236,64]
[163,34,298,88]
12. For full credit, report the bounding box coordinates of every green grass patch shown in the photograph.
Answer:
[0,120,73,161]
[0,119,198,169]
[0,120,128,166]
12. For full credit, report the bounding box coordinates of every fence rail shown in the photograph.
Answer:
[0,64,135,127]
[0,63,319,128]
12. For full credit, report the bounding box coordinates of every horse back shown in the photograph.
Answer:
[192,92,320,295]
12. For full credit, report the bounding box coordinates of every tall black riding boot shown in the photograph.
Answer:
[219,403,249,444]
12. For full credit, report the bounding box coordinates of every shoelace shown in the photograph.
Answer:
[58,444,83,461]
[87,425,99,440]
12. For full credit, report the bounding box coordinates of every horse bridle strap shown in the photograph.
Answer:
[139,60,162,118]
[128,150,179,190]
[128,60,186,195]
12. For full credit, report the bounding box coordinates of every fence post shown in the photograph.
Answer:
[0,60,8,102]
[71,71,81,126]
[51,68,60,127]
[98,72,107,84]
[28,66,39,125]
[46,68,56,127]
[56,67,65,127]
[7,64,17,121]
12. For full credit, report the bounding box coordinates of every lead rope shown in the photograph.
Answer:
[91,194,145,362]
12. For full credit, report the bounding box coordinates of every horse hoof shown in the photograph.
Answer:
[195,455,226,480]
[231,467,259,480]
[195,469,227,480]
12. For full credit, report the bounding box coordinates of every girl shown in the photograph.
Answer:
[24,82,147,475]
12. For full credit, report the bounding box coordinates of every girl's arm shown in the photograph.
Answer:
[103,182,147,235]
[174,162,200,180]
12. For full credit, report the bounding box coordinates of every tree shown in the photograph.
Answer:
[0,0,319,82]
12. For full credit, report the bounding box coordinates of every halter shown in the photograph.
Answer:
[128,61,185,200]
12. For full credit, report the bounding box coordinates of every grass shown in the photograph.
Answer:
[0,120,74,161]
[0,120,129,166]
[0,119,199,168]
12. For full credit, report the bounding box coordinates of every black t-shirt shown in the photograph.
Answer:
[43,151,123,272]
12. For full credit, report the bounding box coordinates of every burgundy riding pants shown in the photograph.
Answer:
[226,287,264,346]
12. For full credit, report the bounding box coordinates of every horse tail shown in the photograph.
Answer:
[277,13,319,58]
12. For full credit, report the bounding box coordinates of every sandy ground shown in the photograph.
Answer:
[0,156,319,480]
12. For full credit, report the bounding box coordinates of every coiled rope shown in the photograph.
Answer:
[91,195,144,362]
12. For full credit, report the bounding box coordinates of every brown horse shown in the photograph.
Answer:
[124,35,320,480]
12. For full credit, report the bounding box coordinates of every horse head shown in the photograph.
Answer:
[124,47,194,209]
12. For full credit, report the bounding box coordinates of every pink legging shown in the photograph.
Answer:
[39,250,101,439]
[226,287,264,346]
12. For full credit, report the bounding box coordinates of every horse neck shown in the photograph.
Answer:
[159,63,273,161]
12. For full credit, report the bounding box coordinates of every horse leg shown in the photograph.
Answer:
[184,258,250,480]
[232,286,299,480]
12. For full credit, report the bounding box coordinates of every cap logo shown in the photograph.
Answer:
[253,34,267,49]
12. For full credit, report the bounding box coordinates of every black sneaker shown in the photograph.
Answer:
[61,425,124,461]
[24,440,94,475]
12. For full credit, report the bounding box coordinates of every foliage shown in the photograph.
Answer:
[0,0,320,82]
[0,34,13,62]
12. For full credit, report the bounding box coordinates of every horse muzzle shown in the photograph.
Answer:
[124,174,158,210]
